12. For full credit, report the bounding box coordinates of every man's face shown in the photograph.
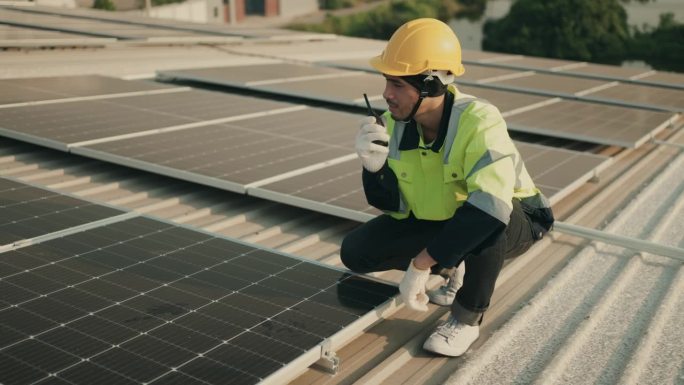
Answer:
[383,75,419,121]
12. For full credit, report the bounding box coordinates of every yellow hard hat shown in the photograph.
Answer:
[370,18,465,77]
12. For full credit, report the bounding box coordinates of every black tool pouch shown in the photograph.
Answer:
[520,200,555,240]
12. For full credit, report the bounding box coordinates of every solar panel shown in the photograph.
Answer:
[320,58,530,85]
[230,38,384,61]
[248,159,381,222]
[484,72,684,113]
[159,63,387,109]
[461,49,515,62]
[486,72,609,97]
[0,88,299,150]
[160,63,345,87]
[0,75,180,106]
[637,71,684,89]
[248,142,611,222]
[71,107,360,193]
[6,4,331,40]
[0,23,114,48]
[506,100,676,148]
[0,177,125,246]
[481,56,580,70]
[581,83,684,113]
[0,215,398,385]
[257,73,386,109]
[561,63,651,79]
[459,64,526,83]
[457,85,551,114]
[0,99,194,150]
[0,7,217,40]
[470,56,683,90]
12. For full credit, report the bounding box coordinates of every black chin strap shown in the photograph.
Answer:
[400,89,428,123]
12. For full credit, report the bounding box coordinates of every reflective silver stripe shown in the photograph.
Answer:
[442,97,479,164]
[389,121,405,160]
[466,149,512,179]
[467,190,512,224]
[387,121,409,214]
[514,154,524,189]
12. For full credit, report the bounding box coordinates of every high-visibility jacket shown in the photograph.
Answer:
[362,85,553,266]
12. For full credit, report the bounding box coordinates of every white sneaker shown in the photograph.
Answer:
[428,263,465,306]
[423,315,479,357]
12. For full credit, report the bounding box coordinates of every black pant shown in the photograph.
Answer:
[340,199,537,324]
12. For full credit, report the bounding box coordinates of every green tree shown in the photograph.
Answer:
[483,0,629,63]
[289,0,460,39]
[92,0,116,11]
[630,13,684,72]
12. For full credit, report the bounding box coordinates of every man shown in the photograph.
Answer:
[340,18,554,357]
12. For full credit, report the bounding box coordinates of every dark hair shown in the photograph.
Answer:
[401,74,448,97]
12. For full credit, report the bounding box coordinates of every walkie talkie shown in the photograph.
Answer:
[363,93,388,147]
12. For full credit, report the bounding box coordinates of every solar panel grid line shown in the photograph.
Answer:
[243,153,358,189]
[0,37,116,48]
[471,59,684,91]
[245,71,364,87]
[580,94,682,113]
[509,122,635,148]
[461,80,581,100]
[69,147,248,193]
[630,70,657,81]
[548,62,590,72]
[0,126,70,151]
[475,70,536,85]
[67,105,309,149]
[574,81,621,97]
[633,115,681,149]
[0,86,191,109]
[500,97,563,118]
[0,211,140,254]
[249,187,375,223]
[0,176,133,250]
[474,54,524,64]
[0,240,325,384]
[319,58,682,114]
[542,162,608,206]
[0,19,123,40]
[3,4,320,40]
[0,215,399,385]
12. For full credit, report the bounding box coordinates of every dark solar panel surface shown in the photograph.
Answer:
[0,75,177,105]
[0,89,297,147]
[77,107,358,189]
[0,178,123,245]
[457,85,550,113]
[0,100,194,147]
[638,72,684,88]
[0,23,92,42]
[490,56,578,70]
[251,142,610,220]
[516,142,610,199]
[506,100,675,147]
[564,63,650,79]
[163,63,345,86]
[488,73,609,96]
[249,159,380,217]
[0,215,397,384]
[6,4,318,38]
[585,83,684,112]
[0,7,207,39]
[160,64,386,109]
[459,64,523,82]
[258,72,385,108]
